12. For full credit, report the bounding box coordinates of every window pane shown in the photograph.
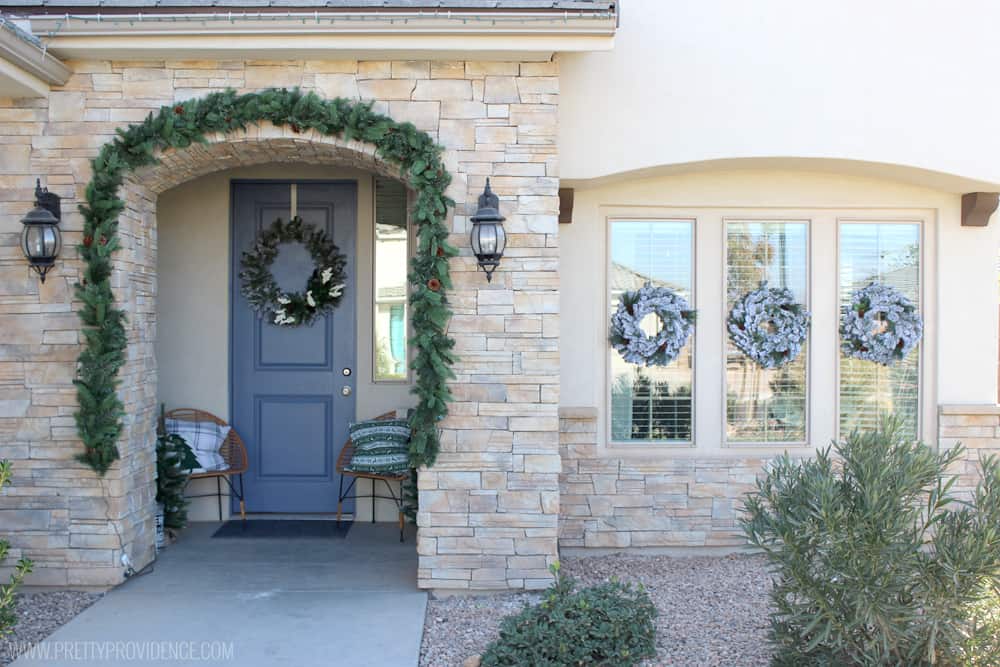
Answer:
[839,223,920,438]
[610,220,693,443]
[726,222,808,443]
[374,177,408,381]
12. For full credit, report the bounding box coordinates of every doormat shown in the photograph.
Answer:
[211,519,352,539]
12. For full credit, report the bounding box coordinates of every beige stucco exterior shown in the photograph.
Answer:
[559,0,1000,192]
[551,1,1000,554]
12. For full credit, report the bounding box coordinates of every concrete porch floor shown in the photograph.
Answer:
[13,521,425,666]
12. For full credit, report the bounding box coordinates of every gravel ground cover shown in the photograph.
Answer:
[420,553,772,667]
[0,591,101,666]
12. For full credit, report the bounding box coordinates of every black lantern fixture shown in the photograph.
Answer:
[469,178,506,283]
[21,179,62,283]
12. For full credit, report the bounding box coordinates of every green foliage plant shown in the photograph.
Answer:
[481,563,657,667]
[0,461,33,637]
[155,433,194,532]
[76,88,456,474]
[742,416,1000,666]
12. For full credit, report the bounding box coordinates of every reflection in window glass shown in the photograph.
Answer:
[374,178,408,381]
[839,223,920,438]
[609,220,693,443]
[726,222,808,443]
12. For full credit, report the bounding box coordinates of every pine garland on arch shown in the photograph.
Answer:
[75,88,457,474]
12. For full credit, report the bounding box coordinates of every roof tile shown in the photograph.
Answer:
[0,1,614,10]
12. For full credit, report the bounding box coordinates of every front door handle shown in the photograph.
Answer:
[341,386,352,397]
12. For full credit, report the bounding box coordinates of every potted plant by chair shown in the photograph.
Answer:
[155,429,196,548]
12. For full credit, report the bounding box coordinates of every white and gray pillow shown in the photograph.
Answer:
[164,418,230,472]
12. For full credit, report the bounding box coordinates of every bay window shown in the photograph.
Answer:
[603,209,927,450]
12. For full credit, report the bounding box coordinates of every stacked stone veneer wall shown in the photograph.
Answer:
[558,408,763,550]
[0,58,560,589]
[939,404,1000,497]
[560,405,1000,551]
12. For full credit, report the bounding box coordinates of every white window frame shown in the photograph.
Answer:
[370,179,414,385]
[605,216,697,448]
[721,217,812,448]
[596,206,937,458]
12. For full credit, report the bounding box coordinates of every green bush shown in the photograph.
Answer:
[0,460,33,637]
[155,433,194,531]
[742,417,1000,666]
[481,563,657,667]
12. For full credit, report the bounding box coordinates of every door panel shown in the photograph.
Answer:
[231,181,357,513]
[257,396,332,477]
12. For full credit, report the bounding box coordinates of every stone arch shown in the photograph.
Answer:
[131,126,429,196]
[115,125,444,470]
[75,92,460,577]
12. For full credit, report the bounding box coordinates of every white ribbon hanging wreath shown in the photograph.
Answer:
[239,216,347,327]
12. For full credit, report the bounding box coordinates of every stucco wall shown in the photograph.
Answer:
[559,0,1000,190]
[157,164,413,522]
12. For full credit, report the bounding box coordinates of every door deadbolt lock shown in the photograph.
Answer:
[341,386,352,396]
[342,368,352,376]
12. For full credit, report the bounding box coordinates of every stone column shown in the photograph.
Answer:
[416,61,562,591]
[0,66,160,586]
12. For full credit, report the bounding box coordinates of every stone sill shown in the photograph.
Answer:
[562,402,1000,420]
[561,403,1000,417]
[939,404,1000,416]
[558,406,597,419]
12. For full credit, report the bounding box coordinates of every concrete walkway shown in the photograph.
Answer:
[14,522,426,666]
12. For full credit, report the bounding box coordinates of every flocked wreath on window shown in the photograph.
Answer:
[727,282,810,369]
[609,283,697,367]
[239,216,347,327]
[840,282,923,366]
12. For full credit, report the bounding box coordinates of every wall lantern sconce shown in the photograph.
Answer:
[469,178,506,283]
[21,179,62,283]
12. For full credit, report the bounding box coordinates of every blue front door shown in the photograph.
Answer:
[231,181,357,513]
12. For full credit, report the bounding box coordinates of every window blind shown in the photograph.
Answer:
[609,220,694,443]
[725,222,809,443]
[838,223,920,439]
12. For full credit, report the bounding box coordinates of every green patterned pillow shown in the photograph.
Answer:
[345,419,411,473]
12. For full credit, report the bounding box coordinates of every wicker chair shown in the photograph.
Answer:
[164,408,249,522]
[335,411,410,542]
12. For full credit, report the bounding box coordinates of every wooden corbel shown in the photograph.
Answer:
[961,192,999,227]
